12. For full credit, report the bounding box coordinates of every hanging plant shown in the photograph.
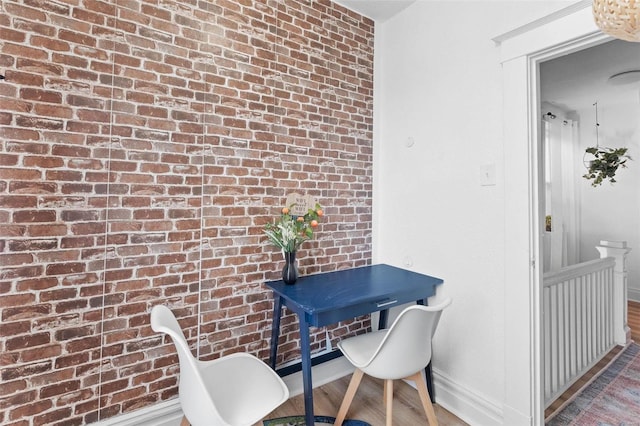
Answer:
[582,102,631,187]
[583,146,630,187]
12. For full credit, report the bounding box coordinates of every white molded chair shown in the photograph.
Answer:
[150,305,289,426]
[334,298,452,426]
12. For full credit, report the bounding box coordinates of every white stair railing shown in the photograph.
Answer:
[543,240,630,408]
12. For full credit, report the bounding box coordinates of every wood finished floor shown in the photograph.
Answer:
[544,300,640,421]
[256,373,468,425]
[628,300,640,343]
[258,301,640,425]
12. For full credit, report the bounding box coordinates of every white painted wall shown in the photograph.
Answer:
[371,1,577,424]
[577,102,640,297]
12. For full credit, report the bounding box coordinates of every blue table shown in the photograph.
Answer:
[266,263,444,426]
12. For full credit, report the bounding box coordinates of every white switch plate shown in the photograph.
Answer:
[480,163,496,186]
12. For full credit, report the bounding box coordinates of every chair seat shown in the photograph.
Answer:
[337,330,387,369]
[197,353,289,425]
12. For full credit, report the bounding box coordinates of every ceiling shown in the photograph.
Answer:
[329,1,640,113]
[332,0,415,22]
[540,39,640,112]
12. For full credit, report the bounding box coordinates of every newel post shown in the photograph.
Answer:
[596,240,631,346]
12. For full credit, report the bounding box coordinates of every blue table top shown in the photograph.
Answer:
[265,264,443,326]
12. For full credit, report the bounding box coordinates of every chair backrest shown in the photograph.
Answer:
[362,298,452,379]
[150,305,227,425]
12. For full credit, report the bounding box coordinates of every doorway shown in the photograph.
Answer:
[540,38,640,280]
[497,4,612,425]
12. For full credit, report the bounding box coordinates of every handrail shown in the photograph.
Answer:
[543,257,615,287]
[543,243,630,410]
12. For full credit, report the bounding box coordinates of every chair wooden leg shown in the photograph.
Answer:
[407,371,438,425]
[180,415,190,426]
[335,369,364,426]
[384,379,393,426]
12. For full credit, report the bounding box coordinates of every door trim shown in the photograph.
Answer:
[497,3,610,424]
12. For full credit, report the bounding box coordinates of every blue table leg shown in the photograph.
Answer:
[378,308,388,330]
[299,316,314,426]
[269,295,283,370]
[425,363,435,403]
[416,298,436,403]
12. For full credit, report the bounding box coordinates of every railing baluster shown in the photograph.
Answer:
[543,257,617,408]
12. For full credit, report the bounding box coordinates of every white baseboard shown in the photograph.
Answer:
[92,359,502,426]
[628,287,640,302]
[294,358,506,426]
[91,356,354,426]
[432,368,504,426]
[282,355,354,397]
[91,399,184,426]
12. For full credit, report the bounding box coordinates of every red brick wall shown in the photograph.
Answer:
[0,0,374,424]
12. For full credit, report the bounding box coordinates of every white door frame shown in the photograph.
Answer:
[497,2,611,425]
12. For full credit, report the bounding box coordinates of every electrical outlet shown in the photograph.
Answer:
[480,163,496,186]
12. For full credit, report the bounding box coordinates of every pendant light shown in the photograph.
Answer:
[593,0,640,42]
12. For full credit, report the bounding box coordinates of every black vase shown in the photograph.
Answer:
[282,251,298,285]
